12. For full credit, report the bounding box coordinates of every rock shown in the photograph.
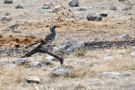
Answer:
[106,50,113,56]
[110,5,117,10]
[103,72,133,76]
[0,60,17,67]
[102,72,121,76]
[8,22,19,29]
[53,40,85,55]
[122,7,129,11]
[121,72,133,77]
[119,0,125,2]
[87,14,102,21]
[26,76,41,83]
[5,12,10,16]
[100,6,105,10]
[79,16,85,19]
[26,62,42,68]
[54,5,61,11]
[46,56,55,61]
[102,56,113,62]
[6,63,17,68]
[42,4,50,9]
[0,60,10,65]
[100,13,108,17]
[77,59,88,65]
[4,0,13,4]
[119,34,129,40]
[1,16,12,21]
[49,65,74,77]
[125,12,132,15]
[130,51,135,57]
[15,5,23,9]
[13,58,29,65]
[132,46,135,51]
[78,7,86,11]
[38,57,54,65]
[129,17,133,20]
[65,60,75,64]
[68,0,79,7]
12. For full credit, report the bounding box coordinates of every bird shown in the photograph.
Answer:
[43,24,60,45]
[23,24,63,65]
[25,24,60,48]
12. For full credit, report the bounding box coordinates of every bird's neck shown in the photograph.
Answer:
[51,29,56,34]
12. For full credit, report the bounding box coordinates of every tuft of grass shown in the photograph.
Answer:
[74,48,85,57]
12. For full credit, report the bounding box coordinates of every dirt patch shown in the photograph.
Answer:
[0,34,41,48]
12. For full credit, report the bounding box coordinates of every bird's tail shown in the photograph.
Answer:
[25,41,41,48]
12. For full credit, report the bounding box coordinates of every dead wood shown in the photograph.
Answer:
[21,41,64,65]
[39,48,63,65]
[84,39,135,49]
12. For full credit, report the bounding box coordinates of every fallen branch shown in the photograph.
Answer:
[21,43,43,57]
[21,41,64,65]
[84,39,135,49]
[39,48,63,65]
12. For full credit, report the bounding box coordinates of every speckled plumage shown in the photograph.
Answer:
[25,24,59,48]
[44,25,56,46]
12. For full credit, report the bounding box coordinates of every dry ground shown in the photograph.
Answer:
[0,0,135,90]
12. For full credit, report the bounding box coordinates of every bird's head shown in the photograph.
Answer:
[50,24,60,32]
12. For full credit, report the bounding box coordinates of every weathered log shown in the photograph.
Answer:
[84,40,135,49]
[21,43,42,58]
[21,41,64,65]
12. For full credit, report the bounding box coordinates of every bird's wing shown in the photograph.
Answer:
[44,33,55,46]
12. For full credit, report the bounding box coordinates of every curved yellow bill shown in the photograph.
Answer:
[55,24,60,28]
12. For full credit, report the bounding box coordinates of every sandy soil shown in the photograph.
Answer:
[0,0,135,89]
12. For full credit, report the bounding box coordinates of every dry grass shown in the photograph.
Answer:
[74,47,85,57]
[0,0,135,89]
[0,47,135,89]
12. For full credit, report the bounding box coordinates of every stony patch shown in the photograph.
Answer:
[53,40,84,55]
[87,14,102,21]
[68,0,79,7]
[49,65,75,77]
[26,62,42,68]
[26,76,41,83]
[38,57,54,65]
[13,58,29,65]
[1,16,12,21]
[4,0,13,4]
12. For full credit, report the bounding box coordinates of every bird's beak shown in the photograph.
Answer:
[55,24,61,28]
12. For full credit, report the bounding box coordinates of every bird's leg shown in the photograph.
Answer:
[39,47,64,65]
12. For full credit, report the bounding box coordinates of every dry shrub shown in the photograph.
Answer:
[74,48,85,57]
[65,69,87,78]
[50,3,77,22]
[89,48,135,72]
[0,64,47,90]
[0,66,26,89]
